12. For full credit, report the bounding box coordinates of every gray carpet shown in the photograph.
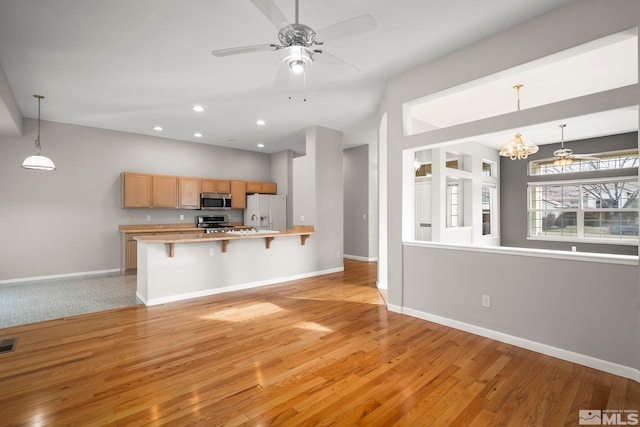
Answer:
[0,274,141,328]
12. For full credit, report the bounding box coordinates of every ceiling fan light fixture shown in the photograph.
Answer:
[22,94,55,171]
[290,60,305,73]
[283,46,313,74]
[553,157,574,166]
[552,124,575,167]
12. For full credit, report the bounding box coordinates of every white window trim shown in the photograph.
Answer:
[527,176,639,245]
[527,175,640,246]
[528,148,639,176]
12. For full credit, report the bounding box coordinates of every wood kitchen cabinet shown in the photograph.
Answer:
[230,180,247,209]
[125,236,139,272]
[123,171,277,209]
[152,175,178,208]
[201,179,231,193]
[178,176,201,209]
[122,172,152,208]
[262,182,277,194]
[122,228,203,273]
[246,181,277,194]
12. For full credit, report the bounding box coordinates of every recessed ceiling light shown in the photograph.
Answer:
[257,143,265,148]
[194,132,203,138]
[193,105,204,112]
[256,119,266,126]
[153,126,163,131]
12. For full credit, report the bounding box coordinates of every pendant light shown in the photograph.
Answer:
[22,94,56,171]
[499,84,539,160]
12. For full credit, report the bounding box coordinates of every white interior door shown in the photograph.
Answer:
[415,181,432,241]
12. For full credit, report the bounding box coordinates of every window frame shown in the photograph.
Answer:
[528,149,639,176]
[527,176,639,245]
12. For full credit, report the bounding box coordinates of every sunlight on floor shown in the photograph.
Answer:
[295,321,333,332]
[200,302,285,321]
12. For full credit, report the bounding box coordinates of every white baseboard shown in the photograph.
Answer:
[144,266,345,306]
[0,268,121,285]
[343,254,378,262]
[387,305,640,383]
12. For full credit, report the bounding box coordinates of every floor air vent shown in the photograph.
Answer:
[0,338,18,354]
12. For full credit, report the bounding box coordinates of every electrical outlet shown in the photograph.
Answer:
[127,215,133,221]
[209,248,214,256]
[299,214,305,222]
[482,295,491,308]
[146,215,152,221]
[336,251,340,258]
[180,215,184,221]
[571,246,577,252]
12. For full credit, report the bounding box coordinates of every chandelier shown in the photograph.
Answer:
[499,84,539,160]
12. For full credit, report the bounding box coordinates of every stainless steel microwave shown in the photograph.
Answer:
[200,193,232,210]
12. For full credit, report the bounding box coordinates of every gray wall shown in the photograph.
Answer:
[293,126,344,271]
[403,244,639,369]
[378,0,640,375]
[501,132,638,255]
[270,150,294,228]
[343,145,369,259]
[0,119,271,281]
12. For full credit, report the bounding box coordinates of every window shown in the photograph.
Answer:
[528,177,638,243]
[482,186,495,236]
[529,150,638,176]
[447,180,463,227]
[482,162,493,177]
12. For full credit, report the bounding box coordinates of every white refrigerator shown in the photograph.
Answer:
[244,194,287,230]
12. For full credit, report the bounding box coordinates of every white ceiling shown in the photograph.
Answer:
[0,0,614,155]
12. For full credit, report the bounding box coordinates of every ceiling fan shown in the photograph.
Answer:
[553,124,598,166]
[211,0,377,81]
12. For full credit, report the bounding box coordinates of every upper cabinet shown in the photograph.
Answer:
[122,172,277,209]
[201,178,231,194]
[230,181,247,209]
[152,175,178,208]
[246,181,277,194]
[178,176,201,209]
[122,173,152,208]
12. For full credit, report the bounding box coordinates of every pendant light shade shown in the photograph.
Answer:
[22,154,56,170]
[499,84,539,161]
[22,94,55,171]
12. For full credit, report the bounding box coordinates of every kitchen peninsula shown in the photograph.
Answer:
[135,226,314,306]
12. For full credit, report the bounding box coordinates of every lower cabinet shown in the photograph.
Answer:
[122,230,202,274]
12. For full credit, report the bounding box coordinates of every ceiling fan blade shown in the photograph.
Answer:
[573,154,600,160]
[273,61,289,87]
[315,14,377,43]
[314,50,360,76]
[212,44,276,57]
[250,0,291,30]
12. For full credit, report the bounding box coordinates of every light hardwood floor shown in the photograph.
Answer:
[0,259,637,426]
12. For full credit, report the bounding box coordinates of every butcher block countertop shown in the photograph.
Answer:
[134,225,314,255]
[119,223,249,233]
[119,223,201,233]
